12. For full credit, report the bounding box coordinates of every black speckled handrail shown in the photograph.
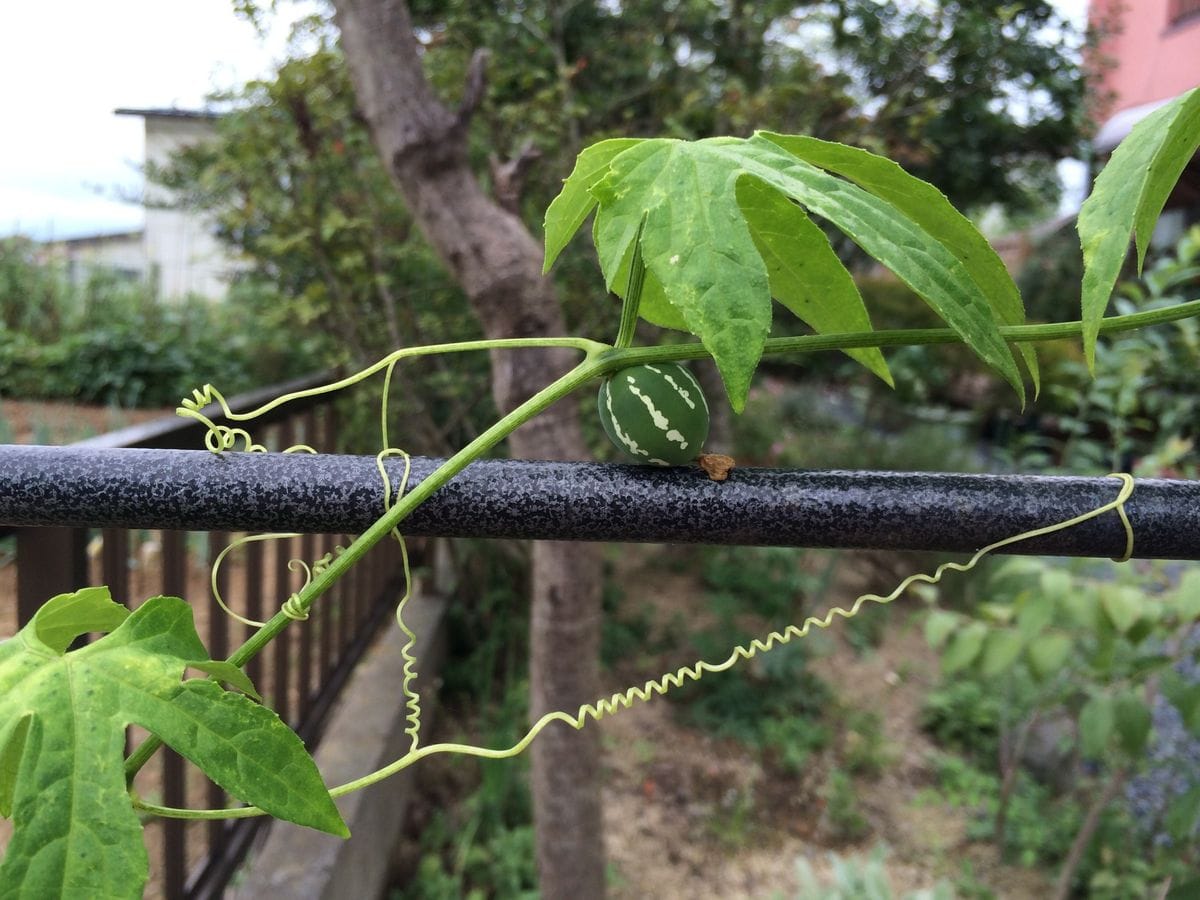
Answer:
[1,445,1197,559]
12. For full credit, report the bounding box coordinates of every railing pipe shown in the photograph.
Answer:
[2,445,1198,560]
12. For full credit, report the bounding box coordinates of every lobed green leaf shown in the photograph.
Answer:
[761,133,1037,393]
[583,134,1024,408]
[29,586,129,654]
[0,591,346,899]
[735,176,892,385]
[543,138,642,274]
[591,139,773,410]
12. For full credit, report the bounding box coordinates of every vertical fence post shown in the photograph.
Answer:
[16,527,88,625]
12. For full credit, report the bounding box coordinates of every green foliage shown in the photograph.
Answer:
[0,588,345,897]
[1008,225,1200,474]
[394,683,539,900]
[821,768,870,843]
[924,558,1199,764]
[395,552,539,900]
[0,248,322,407]
[926,755,1080,867]
[920,681,1003,761]
[150,41,490,455]
[840,710,891,778]
[924,558,1200,887]
[599,561,681,669]
[671,546,833,772]
[0,237,74,344]
[793,844,954,900]
[546,133,1027,409]
[412,0,1088,217]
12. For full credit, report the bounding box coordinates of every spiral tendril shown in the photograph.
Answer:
[131,473,1140,823]
[184,357,422,749]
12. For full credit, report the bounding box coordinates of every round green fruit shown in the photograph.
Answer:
[597,362,709,465]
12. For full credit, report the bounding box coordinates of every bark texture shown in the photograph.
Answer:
[331,2,605,896]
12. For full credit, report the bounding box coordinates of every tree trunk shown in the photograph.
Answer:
[331,2,606,896]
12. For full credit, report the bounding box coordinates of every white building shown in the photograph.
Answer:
[46,108,239,300]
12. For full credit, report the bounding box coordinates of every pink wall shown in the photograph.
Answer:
[1090,0,1200,116]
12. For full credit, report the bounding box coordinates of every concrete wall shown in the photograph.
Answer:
[142,116,239,300]
[233,585,448,900]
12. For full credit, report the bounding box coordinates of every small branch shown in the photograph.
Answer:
[995,710,1039,847]
[488,139,543,214]
[1052,765,1128,900]
[456,48,491,128]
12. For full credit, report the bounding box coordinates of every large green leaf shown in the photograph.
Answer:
[590,139,775,410]
[1079,694,1114,758]
[585,136,1023,408]
[542,138,643,273]
[0,588,346,899]
[1113,691,1153,757]
[734,176,892,385]
[761,133,1037,392]
[1078,87,1200,369]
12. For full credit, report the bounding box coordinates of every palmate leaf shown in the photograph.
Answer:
[1078,86,1200,370]
[0,588,346,899]
[543,138,643,273]
[761,133,1038,394]
[544,133,1025,411]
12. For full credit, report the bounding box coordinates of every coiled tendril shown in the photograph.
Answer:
[183,359,423,749]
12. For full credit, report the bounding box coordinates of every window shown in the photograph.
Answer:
[1169,0,1200,25]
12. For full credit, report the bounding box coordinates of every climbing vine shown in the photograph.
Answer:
[2,87,1200,899]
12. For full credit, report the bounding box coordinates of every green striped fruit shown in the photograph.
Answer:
[597,362,709,465]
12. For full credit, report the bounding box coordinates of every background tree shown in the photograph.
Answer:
[153,33,493,455]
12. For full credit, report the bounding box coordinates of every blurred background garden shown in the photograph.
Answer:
[2,1,1198,897]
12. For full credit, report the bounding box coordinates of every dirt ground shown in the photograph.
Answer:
[394,542,1057,899]
[0,398,175,445]
[590,546,1053,899]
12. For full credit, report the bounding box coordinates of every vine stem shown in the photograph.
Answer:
[613,296,1200,366]
[125,343,609,783]
[124,297,1199,784]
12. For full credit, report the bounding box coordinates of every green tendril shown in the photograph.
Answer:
[131,474,1136,822]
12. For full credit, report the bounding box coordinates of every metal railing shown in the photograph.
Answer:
[3,447,1198,560]
[1,376,414,900]
[5,385,1200,896]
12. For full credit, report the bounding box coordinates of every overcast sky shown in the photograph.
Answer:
[0,2,312,240]
[1,0,1091,241]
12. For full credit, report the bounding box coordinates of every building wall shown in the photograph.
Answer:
[1089,0,1200,244]
[142,116,238,300]
[46,231,147,289]
[1091,0,1200,116]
